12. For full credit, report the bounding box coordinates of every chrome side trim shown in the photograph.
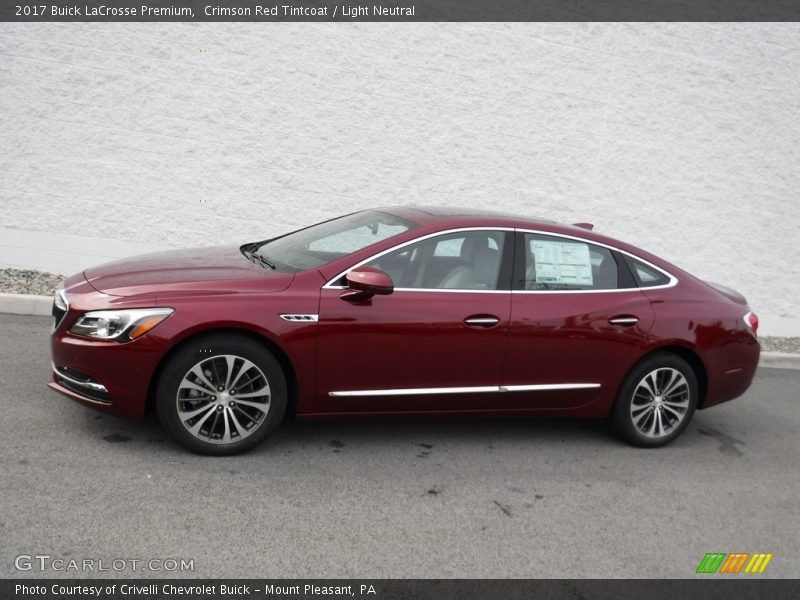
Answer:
[322,226,678,294]
[51,363,108,393]
[280,314,319,322]
[499,383,601,392]
[329,383,601,397]
[329,386,498,397]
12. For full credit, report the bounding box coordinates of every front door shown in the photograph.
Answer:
[314,229,513,414]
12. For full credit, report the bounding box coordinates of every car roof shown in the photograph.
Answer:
[378,205,557,227]
[409,205,554,221]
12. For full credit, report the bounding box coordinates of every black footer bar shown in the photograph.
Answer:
[4,579,800,600]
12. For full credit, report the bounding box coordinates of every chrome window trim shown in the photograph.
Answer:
[322,226,678,294]
[329,382,601,397]
[393,288,509,294]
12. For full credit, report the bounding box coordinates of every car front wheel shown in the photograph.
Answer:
[157,334,287,455]
[612,353,698,448]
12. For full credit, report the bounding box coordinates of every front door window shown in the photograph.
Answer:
[365,230,507,291]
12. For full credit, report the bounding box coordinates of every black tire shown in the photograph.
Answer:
[611,352,698,448]
[157,334,287,456]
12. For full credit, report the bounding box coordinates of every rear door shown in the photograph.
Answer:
[314,228,514,414]
[500,230,655,410]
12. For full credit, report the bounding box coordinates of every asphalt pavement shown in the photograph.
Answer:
[1,314,797,579]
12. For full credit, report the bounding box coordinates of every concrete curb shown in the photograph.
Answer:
[759,352,800,370]
[1,292,799,370]
[0,293,52,316]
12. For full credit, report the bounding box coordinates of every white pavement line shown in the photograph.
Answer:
[0,293,51,316]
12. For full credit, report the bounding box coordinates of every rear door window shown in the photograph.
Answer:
[522,233,620,291]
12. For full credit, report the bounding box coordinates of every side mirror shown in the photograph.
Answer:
[341,267,394,301]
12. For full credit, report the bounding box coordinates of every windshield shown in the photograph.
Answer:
[252,210,417,272]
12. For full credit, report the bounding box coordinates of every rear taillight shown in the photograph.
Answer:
[744,311,759,335]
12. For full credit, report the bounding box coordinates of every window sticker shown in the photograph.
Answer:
[531,239,593,286]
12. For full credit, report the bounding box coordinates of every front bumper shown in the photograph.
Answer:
[48,376,113,413]
[49,332,164,420]
[48,274,165,420]
[51,363,111,402]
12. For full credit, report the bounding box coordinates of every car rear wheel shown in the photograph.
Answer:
[611,353,698,448]
[156,334,287,455]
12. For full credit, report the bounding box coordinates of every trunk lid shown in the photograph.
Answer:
[704,280,748,306]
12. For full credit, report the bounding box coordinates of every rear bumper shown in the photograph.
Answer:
[701,337,760,409]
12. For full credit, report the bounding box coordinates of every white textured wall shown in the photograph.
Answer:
[1,23,799,334]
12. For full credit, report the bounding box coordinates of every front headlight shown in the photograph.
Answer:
[54,283,68,312]
[52,283,69,330]
[70,308,174,342]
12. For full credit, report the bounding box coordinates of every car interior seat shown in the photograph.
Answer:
[593,254,617,289]
[440,234,500,289]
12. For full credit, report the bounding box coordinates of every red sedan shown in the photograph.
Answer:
[49,207,760,455]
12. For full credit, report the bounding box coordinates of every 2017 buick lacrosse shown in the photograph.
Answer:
[49,206,760,455]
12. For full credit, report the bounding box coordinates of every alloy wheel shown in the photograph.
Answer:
[629,367,690,438]
[176,354,271,444]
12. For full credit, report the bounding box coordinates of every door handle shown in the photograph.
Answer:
[609,315,639,326]
[464,315,500,328]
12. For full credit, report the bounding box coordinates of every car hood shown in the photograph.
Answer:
[84,245,294,297]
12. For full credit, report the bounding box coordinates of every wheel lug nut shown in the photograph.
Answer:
[211,396,216,401]
[230,389,236,395]
[217,386,224,391]
[229,401,235,407]
[216,405,223,412]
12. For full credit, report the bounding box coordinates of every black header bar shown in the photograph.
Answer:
[3,0,800,22]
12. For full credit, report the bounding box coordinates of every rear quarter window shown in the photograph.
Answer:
[623,255,671,287]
